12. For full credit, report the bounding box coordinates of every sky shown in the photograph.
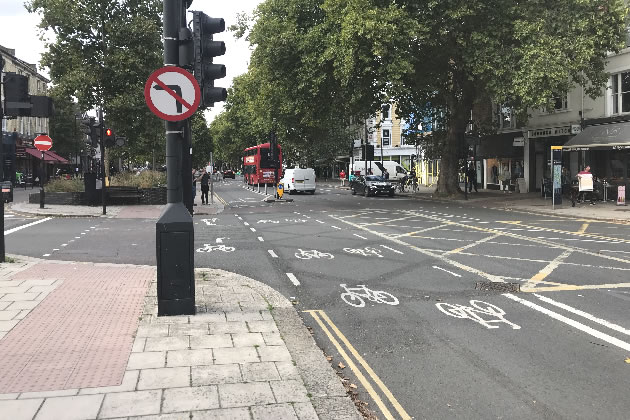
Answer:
[0,0,263,124]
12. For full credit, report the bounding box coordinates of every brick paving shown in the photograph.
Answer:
[0,259,360,420]
[0,263,152,393]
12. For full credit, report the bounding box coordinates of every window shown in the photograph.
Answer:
[382,129,390,147]
[552,93,568,111]
[611,72,630,114]
[495,104,516,129]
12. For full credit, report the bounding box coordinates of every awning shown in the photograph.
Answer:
[563,122,630,151]
[25,148,70,164]
[475,131,524,159]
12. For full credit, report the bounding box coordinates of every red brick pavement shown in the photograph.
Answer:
[0,263,153,393]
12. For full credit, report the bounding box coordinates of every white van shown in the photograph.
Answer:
[350,161,407,181]
[281,168,316,194]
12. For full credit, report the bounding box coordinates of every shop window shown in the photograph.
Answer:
[611,71,630,114]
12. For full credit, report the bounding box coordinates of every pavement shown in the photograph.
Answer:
[0,190,361,420]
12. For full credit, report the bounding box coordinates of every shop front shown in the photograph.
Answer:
[562,121,630,201]
[476,132,525,191]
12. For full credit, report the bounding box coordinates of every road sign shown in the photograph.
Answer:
[144,67,200,121]
[34,135,52,151]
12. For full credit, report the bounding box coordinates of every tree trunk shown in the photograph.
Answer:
[435,77,473,196]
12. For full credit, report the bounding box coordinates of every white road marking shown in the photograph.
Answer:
[331,226,341,230]
[353,234,368,240]
[243,222,249,226]
[4,217,53,235]
[42,254,50,257]
[316,220,325,224]
[286,273,300,286]
[433,266,462,277]
[75,236,80,239]
[503,293,630,352]
[52,248,59,251]
[380,245,404,254]
[258,237,264,242]
[533,294,630,336]
[268,250,278,258]
[250,228,256,232]
[61,244,67,247]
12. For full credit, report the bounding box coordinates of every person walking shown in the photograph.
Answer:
[196,168,210,205]
[191,168,197,205]
[383,168,389,180]
[467,163,478,192]
[339,169,346,186]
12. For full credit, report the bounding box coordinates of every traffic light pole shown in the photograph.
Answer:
[156,0,195,316]
[99,108,107,215]
[0,57,5,262]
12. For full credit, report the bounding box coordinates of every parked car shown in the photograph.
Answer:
[281,168,316,194]
[223,169,235,179]
[350,175,395,197]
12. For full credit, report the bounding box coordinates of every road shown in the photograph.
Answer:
[5,178,630,419]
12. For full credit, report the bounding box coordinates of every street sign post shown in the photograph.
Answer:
[551,146,562,209]
[144,66,200,122]
[34,135,53,209]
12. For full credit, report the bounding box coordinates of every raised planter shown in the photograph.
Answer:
[29,186,167,206]
[29,192,84,205]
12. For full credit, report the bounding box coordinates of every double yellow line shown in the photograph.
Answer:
[303,310,411,420]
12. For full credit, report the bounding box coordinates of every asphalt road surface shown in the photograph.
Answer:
[6,178,630,419]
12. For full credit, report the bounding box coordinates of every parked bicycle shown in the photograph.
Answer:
[340,284,399,308]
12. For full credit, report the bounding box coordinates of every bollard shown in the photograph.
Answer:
[265,183,268,195]
[258,182,260,193]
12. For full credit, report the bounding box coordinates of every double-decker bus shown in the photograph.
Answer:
[243,142,282,185]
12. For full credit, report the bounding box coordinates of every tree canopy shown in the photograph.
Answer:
[216,0,628,194]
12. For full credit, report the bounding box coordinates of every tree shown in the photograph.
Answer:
[48,87,82,164]
[323,0,628,195]
[191,112,213,169]
[26,0,164,170]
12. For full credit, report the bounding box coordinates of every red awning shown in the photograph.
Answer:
[24,148,70,164]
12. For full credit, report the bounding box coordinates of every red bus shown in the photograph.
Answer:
[243,142,282,184]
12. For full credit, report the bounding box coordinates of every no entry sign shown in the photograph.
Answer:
[34,135,53,152]
[144,67,201,121]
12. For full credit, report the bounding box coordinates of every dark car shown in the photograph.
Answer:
[223,169,235,179]
[350,175,395,197]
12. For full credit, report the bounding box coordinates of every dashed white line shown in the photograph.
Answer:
[353,234,368,240]
[61,244,67,247]
[432,266,462,277]
[331,226,341,230]
[250,228,256,232]
[244,222,250,226]
[316,220,325,224]
[286,273,300,286]
[268,250,278,258]
[42,254,50,257]
[258,237,264,242]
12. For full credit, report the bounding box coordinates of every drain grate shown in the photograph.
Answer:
[475,281,520,293]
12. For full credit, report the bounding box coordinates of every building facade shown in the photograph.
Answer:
[1,45,54,184]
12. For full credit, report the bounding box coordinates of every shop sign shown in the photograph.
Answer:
[513,137,524,146]
[618,186,626,206]
[571,124,582,134]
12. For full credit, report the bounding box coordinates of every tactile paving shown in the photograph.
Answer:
[0,263,153,393]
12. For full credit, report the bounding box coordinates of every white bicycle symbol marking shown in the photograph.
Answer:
[196,244,235,253]
[340,284,399,308]
[201,218,218,226]
[257,220,279,224]
[295,249,334,260]
[343,247,384,258]
[436,300,521,329]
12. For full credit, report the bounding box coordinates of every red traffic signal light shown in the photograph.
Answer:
[105,128,113,137]
[104,128,115,147]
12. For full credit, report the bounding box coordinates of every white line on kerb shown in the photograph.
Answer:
[381,245,404,254]
[353,234,368,240]
[533,294,630,336]
[250,228,256,232]
[286,273,300,286]
[4,217,52,235]
[504,293,630,352]
[432,266,462,277]
[268,250,278,258]
[257,237,264,242]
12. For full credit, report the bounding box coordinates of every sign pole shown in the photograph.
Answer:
[155,0,195,316]
[39,152,45,209]
[551,146,563,210]
[210,152,214,204]
[0,57,5,261]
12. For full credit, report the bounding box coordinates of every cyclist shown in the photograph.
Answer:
[398,173,408,192]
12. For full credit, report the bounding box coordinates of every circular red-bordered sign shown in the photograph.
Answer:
[34,134,53,152]
[144,66,201,122]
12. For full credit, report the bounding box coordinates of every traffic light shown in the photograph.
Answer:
[3,73,30,117]
[192,11,227,108]
[104,128,115,147]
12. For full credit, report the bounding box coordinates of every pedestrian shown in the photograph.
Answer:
[196,168,210,204]
[467,163,478,193]
[191,168,197,205]
[577,165,595,205]
[383,168,389,180]
[339,169,346,186]
[500,164,511,193]
[368,168,373,175]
